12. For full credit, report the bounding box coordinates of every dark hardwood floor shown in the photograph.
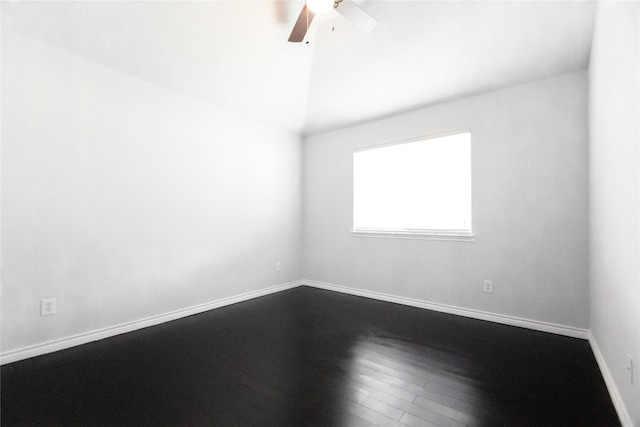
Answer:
[2,286,619,426]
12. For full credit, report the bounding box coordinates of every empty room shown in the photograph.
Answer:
[1,0,638,425]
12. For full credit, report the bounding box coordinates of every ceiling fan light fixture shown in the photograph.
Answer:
[306,0,334,14]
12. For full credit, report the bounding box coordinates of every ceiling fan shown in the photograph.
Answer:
[288,0,377,43]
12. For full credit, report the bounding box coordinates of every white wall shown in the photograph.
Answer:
[303,71,589,329]
[589,1,640,425]
[1,32,302,354]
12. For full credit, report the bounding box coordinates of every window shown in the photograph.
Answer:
[353,131,472,240]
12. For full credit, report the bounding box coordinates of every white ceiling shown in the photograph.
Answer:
[3,1,596,136]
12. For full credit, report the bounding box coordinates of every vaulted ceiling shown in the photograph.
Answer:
[3,1,596,136]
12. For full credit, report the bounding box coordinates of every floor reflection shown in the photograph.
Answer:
[342,335,499,426]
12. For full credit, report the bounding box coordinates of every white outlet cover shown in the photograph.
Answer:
[41,298,56,316]
[483,280,493,293]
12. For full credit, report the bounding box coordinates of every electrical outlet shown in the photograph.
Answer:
[275,262,281,272]
[41,298,56,316]
[628,355,634,384]
[483,280,493,293]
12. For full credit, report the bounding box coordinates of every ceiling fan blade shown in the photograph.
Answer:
[273,1,288,24]
[336,0,377,34]
[288,4,315,42]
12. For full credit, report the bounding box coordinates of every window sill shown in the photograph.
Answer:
[350,230,476,242]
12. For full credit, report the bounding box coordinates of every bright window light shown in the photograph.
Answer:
[353,131,472,235]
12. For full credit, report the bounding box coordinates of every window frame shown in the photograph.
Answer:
[351,130,475,242]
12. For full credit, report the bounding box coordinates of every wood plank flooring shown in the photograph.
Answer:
[1,286,620,426]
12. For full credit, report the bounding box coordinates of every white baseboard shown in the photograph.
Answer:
[589,332,634,427]
[0,279,591,364]
[302,280,590,340]
[0,281,302,365]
